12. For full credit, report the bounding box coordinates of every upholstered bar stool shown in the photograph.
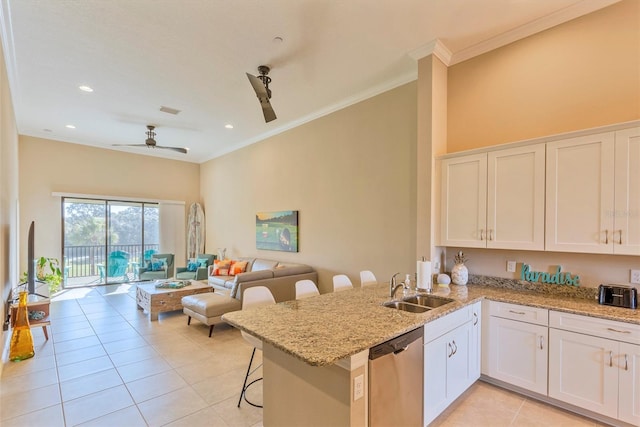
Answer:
[238,286,275,408]
[360,270,377,287]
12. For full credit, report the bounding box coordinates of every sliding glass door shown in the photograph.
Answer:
[63,198,159,287]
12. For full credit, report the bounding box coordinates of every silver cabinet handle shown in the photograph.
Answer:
[607,327,631,334]
[618,229,623,245]
[539,336,543,350]
[509,310,526,315]
[609,351,613,367]
[605,229,609,244]
[473,312,478,326]
[488,229,493,241]
[480,229,484,241]
[625,354,628,371]
[452,340,457,355]
[448,342,453,358]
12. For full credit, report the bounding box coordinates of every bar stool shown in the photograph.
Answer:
[332,274,353,292]
[295,279,320,299]
[360,270,377,287]
[237,286,275,408]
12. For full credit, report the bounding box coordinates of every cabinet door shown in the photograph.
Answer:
[487,144,545,250]
[424,322,473,426]
[614,127,640,255]
[469,301,481,381]
[619,342,640,425]
[488,317,548,395]
[548,328,618,418]
[440,154,487,247]
[545,132,615,253]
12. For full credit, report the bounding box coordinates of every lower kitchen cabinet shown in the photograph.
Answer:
[549,311,640,425]
[424,305,480,426]
[548,328,619,418]
[484,301,549,395]
[619,342,640,424]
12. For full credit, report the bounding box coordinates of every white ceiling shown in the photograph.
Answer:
[0,0,620,163]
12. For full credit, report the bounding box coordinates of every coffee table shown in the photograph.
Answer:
[136,281,212,320]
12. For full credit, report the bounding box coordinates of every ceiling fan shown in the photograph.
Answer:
[113,125,188,154]
[247,65,277,123]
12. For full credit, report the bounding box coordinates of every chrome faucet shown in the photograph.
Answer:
[390,272,403,298]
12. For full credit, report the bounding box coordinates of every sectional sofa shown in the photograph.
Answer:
[207,257,317,303]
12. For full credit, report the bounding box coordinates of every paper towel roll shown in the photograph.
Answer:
[416,260,431,290]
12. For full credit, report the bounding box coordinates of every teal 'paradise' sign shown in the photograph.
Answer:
[521,264,580,286]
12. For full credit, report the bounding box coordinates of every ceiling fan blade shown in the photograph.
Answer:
[246,72,277,123]
[112,144,150,148]
[156,146,189,154]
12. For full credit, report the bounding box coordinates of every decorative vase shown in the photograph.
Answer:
[451,263,469,286]
[9,291,35,361]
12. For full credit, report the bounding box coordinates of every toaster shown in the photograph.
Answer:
[598,284,637,309]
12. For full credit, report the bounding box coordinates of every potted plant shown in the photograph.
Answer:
[20,256,63,294]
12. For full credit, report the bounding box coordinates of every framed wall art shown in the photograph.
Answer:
[256,210,298,252]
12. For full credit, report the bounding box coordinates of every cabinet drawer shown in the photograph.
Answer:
[489,301,548,326]
[424,305,472,343]
[550,311,640,344]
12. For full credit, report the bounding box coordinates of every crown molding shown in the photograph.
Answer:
[449,0,622,65]
[408,39,453,65]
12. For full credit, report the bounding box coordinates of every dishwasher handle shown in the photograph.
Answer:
[370,327,423,360]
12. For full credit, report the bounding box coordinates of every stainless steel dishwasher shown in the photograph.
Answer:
[369,327,423,427]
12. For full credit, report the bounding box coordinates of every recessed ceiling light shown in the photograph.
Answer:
[65,124,76,129]
[225,124,234,129]
[273,36,283,43]
[78,85,93,92]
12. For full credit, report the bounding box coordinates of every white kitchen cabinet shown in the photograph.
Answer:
[546,127,640,254]
[618,342,640,425]
[549,310,640,424]
[423,306,476,426]
[484,301,548,395]
[440,144,545,250]
[469,301,481,380]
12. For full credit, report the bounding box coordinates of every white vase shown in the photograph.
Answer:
[451,263,468,286]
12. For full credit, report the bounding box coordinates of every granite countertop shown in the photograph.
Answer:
[222,281,639,367]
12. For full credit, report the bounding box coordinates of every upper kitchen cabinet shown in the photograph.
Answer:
[546,127,640,254]
[440,145,545,250]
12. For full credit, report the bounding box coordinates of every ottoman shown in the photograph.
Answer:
[181,293,242,337]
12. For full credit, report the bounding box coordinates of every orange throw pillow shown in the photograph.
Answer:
[211,259,232,276]
[229,261,248,276]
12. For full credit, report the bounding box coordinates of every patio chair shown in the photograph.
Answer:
[96,251,130,281]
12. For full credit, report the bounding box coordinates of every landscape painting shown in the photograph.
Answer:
[256,210,298,252]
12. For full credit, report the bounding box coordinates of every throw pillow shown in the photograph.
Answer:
[211,259,232,276]
[196,257,209,268]
[150,258,167,272]
[229,260,248,276]
[187,259,199,272]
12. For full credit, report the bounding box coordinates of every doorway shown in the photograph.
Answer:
[62,198,159,287]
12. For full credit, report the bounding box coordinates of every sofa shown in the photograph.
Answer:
[208,257,317,303]
[182,257,317,337]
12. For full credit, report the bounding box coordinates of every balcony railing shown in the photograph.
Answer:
[64,244,159,278]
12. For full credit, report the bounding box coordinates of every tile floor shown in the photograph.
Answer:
[1,284,605,426]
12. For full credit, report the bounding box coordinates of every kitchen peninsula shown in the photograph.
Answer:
[222,281,639,426]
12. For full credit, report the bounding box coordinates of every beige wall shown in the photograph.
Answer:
[201,82,417,293]
[448,0,640,152]
[0,34,19,371]
[440,0,640,288]
[18,136,201,271]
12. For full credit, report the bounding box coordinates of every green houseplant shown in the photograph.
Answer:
[20,256,63,294]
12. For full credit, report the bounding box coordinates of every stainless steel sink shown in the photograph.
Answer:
[383,301,432,313]
[402,295,455,308]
